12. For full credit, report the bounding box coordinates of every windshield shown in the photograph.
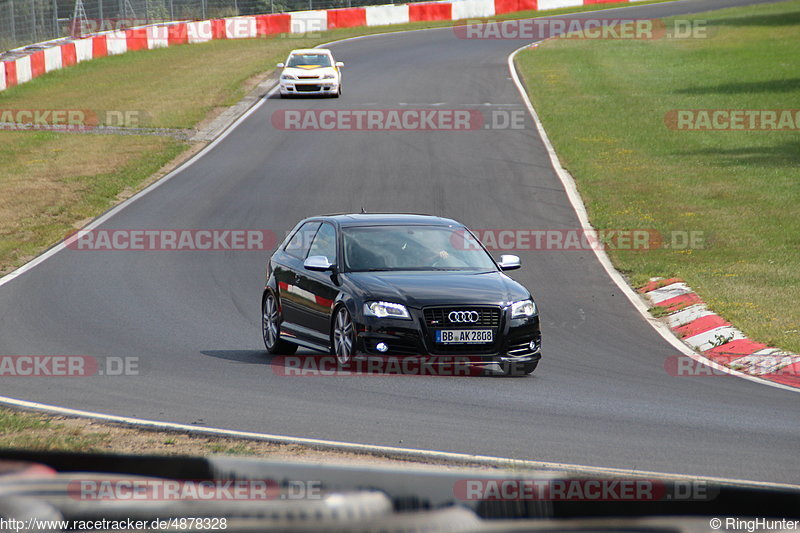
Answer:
[342,225,497,272]
[287,53,332,68]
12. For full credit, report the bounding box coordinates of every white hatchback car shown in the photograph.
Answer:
[277,49,343,98]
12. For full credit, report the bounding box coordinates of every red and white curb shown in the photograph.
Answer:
[640,278,800,389]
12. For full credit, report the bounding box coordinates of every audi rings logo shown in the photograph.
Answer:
[448,311,480,323]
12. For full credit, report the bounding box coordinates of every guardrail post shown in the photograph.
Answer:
[31,0,37,42]
[10,0,16,44]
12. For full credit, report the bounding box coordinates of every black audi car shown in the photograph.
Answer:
[261,214,541,375]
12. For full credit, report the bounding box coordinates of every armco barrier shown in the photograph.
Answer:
[91,35,108,58]
[538,0,582,9]
[225,17,258,39]
[452,0,495,20]
[44,47,63,73]
[256,14,292,35]
[290,10,328,34]
[409,2,454,22]
[495,0,537,14]
[328,8,369,30]
[126,28,149,52]
[16,56,31,85]
[147,26,170,48]
[30,51,46,78]
[107,30,129,55]
[0,0,674,94]
[365,4,410,26]
[61,43,78,67]
[74,39,93,61]
[187,21,213,43]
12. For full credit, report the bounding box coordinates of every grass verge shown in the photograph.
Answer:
[0,133,184,271]
[516,0,800,353]
[0,406,481,467]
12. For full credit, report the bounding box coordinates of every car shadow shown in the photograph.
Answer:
[201,350,267,364]
[265,93,336,100]
[201,350,525,378]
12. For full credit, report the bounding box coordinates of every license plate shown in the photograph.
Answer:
[436,329,493,344]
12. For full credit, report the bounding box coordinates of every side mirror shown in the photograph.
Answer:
[277,62,285,68]
[498,254,521,271]
[304,255,334,272]
[335,61,344,68]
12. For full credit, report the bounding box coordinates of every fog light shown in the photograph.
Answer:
[376,342,388,353]
[529,339,538,351]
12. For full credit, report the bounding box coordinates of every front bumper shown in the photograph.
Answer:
[279,80,339,95]
[353,306,542,368]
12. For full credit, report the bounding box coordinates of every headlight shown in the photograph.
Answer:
[364,301,411,320]
[510,299,537,319]
[281,74,296,80]
[322,73,336,79]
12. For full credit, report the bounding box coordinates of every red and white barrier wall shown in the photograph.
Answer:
[1,0,659,93]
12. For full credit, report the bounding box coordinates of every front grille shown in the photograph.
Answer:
[423,306,502,355]
[423,306,501,328]
[298,75,319,79]
[295,84,322,92]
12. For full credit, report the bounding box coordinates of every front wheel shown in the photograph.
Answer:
[332,306,355,365]
[262,293,297,355]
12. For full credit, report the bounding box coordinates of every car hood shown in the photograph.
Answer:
[344,270,530,308]
[282,66,337,77]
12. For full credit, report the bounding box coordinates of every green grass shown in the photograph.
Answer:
[0,409,111,451]
[516,0,800,353]
[0,132,184,274]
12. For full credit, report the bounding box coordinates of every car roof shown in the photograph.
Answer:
[289,49,332,55]
[313,213,463,228]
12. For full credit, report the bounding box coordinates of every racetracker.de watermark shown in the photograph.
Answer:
[452,229,705,251]
[67,479,322,501]
[271,355,491,377]
[0,356,139,377]
[665,109,800,131]
[65,229,277,251]
[454,18,707,40]
[271,109,528,131]
[0,109,149,130]
[453,478,714,501]
[664,355,800,377]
